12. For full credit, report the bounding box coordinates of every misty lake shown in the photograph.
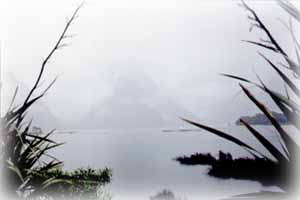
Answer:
[49,125,287,200]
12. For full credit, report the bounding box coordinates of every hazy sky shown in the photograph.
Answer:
[1,0,299,128]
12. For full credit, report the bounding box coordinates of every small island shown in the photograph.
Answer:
[235,111,290,125]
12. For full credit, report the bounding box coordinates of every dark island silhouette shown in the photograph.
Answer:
[235,111,290,125]
[175,151,288,188]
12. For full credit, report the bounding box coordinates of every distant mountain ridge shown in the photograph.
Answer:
[236,111,291,125]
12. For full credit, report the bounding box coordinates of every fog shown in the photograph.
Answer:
[1,0,298,129]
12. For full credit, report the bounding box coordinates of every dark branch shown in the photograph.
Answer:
[23,3,84,106]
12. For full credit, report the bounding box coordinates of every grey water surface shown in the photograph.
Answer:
[50,125,286,200]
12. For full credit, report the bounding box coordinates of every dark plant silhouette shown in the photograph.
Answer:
[181,0,300,193]
[0,2,111,198]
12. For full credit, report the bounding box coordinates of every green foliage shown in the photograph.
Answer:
[28,167,112,199]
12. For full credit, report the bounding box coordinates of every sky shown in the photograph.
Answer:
[1,0,299,129]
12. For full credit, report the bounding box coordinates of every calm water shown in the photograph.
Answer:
[50,126,286,200]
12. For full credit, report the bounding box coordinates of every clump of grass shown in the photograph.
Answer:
[182,0,300,192]
[0,2,111,198]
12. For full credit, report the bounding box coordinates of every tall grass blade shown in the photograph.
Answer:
[276,0,300,22]
[284,55,300,76]
[240,119,289,163]
[7,160,24,183]
[260,53,300,97]
[41,178,72,190]
[243,40,278,52]
[222,73,300,113]
[262,84,300,130]
[181,118,265,159]
[240,84,300,158]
